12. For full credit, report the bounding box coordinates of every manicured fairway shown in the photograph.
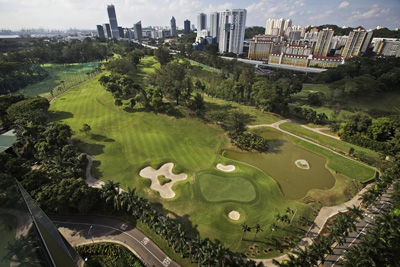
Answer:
[49,56,369,257]
[280,122,381,162]
[196,171,257,202]
[16,62,99,97]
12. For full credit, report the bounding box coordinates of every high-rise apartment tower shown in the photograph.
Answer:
[184,19,191,34]
[218,9,247,54]
[107,4,120,39]
[170,16,177,37]
[210,12,220,41]
[313,28,334,57]
[197,13,207,38]
[134,21,143,40]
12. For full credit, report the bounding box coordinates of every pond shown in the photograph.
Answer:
[224,129,335,199]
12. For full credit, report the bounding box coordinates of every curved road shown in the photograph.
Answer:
[50,215,180,267]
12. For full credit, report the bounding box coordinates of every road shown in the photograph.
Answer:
[50,215,180,267]
[221,56,327,73]
[322,185,394,266]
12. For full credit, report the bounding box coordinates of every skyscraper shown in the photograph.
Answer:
[170,16,177,38]
[184,20,191,34]
[218,9,247,54]
[103,23,112,38]
[107,4,120,39]
[197,13,207,38]
[275,18,285,36]
[97,25,105,39]
[134,21,143,40]
[210,12,220,41]
[313,28,334,57]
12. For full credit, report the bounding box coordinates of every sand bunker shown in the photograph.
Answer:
[139,163,187,199]
[228,211,240,220]
[295,159,310,170]
[216,163,236,172]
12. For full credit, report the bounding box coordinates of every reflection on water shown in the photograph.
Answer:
[225,129,335,199]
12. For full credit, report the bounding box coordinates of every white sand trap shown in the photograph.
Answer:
[216,163,236,172]
[295,159,310,170]
[139,163,187,199]
[228,211,240,220]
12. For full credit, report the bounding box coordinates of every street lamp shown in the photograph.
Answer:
[88,225,93,234]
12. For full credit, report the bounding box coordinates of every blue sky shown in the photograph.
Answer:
[0,0,399,30]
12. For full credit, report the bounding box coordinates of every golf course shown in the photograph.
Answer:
[49,56,376,256]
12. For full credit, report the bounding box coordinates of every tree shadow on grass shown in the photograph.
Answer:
[90,134,115,142]
[73,139,105,156]
[49,110,74,121]
[91,160,103,179]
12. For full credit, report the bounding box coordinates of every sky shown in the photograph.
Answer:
[0,0,399,31]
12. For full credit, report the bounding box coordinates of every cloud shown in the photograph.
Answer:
[338,1,349,9]
[349,4,390,22]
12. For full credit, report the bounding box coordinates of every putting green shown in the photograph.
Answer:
[196,171,257,202]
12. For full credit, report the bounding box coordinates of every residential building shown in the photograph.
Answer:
[103,23,112,38]
[96,25,105,39]
[341,27,373,57]
[219,9,247,54]
[210,12,220,41]
[197,13,207,38]
[376,39,400,57]
[107,4,120,39]
[284,19,292,33]
[313,28,334,57]
[269,53,343,68]
[118,27,124,38]
[184,19,191,34]
[248,35,282,60]
[265,19,275,35]
[133,21,143,40]
[170,16,177,38]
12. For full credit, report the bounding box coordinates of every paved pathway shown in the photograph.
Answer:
[51,215,180,267]
[86,155,105,188]
[300,125,340,140]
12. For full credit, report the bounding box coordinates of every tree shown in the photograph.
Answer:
[154,47,173,65]
[80,123,91,135]
[253,224,263,241]
[241,224,251,241]
[189,93,205,116]
[225,110,248,135]
[152,62,186,104]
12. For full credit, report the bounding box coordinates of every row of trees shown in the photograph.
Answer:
[99,181,256,266]
[333,113,400,155]
[292,107,328,124]
[316,57,400,98]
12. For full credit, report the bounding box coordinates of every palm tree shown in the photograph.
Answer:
[347,205,364,220]
[292,246,314,266]
[241,224,251,241]
[100,180,121,210]
[253,224,263,242]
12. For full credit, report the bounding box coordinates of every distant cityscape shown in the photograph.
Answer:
[1,3,399,69]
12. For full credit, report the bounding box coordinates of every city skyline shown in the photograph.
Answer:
[0,0,399,31]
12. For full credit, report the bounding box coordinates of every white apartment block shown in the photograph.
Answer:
[218,9,247,55]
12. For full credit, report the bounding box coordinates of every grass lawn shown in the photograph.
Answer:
[15,62,99,98]
[279,122,381,162]
[204,95,283,125]
[50,56,371,259]
[282,131,376,183]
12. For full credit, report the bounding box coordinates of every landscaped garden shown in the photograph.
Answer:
[49,56,376,257]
